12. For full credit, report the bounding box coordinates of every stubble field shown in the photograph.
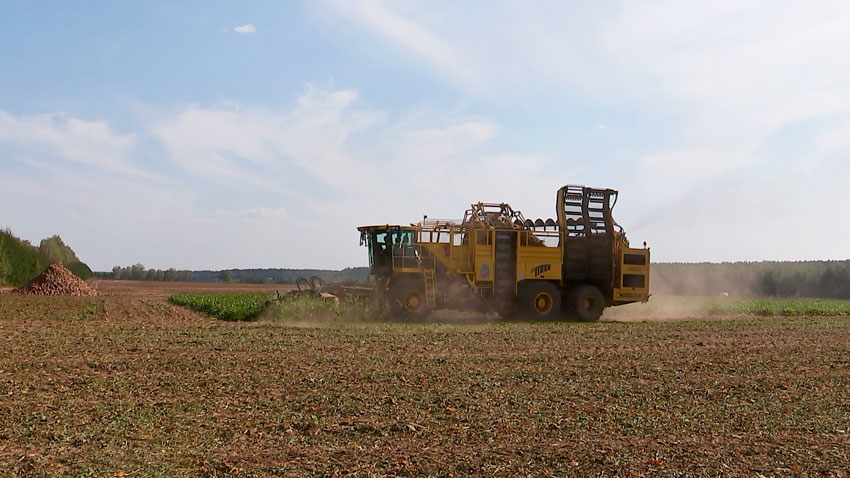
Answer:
[1,281,849,477]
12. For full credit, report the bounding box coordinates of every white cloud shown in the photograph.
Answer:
[636,149,759,197]
[397,121,497,163]
[244,207,287,219]
[150,86,385,193]
[233,24,256,34]
[626,166,850,262]
[145,85,578,268]
[328,1,491,95]
[278,87,386,185]
[815,125,850,153]
[217,207,288,221]
[0,110,148,177]
[0,166,200,270]
[325,1,850,261]
[329,1,850,160]
[149,86,527,210]
[333,1,850,126]
[603,1,850,138]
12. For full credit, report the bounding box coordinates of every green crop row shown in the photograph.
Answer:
[705,298,850,316]
[170,292,850,323]
[607,296,850,321]
[168,293,273,321]
[169,292,377,323]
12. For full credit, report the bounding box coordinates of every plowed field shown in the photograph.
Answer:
[1,282,849,477]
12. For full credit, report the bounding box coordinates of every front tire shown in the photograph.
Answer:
[520,281,562,320]
[389,279,430,319]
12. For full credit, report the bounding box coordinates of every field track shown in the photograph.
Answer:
[1,281,849,476]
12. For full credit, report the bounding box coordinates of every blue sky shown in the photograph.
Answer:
[2,1,849,271]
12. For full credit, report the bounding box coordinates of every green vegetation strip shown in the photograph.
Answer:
[170,292,376,323]
[707,298,850,316]
[607,296,850,321]
[172,293,850,323]
[168,293,273,321]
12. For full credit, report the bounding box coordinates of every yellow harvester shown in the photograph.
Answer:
[358,185,649,321]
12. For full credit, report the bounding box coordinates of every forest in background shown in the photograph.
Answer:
[102,260,850,299]
[650,261,850,299]
[3,226,847,299]
[97,265,369,284]
[101,264,194,282]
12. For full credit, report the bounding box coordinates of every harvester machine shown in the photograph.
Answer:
[358,185,650,321]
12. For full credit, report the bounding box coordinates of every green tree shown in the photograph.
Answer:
[0,229,48,286]
[130,263,146,280]
[757,271,777,296]
[39,235,76,264]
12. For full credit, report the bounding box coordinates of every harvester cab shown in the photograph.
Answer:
[358,225,417,276]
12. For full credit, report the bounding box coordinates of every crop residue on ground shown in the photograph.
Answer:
[2,285,850,476]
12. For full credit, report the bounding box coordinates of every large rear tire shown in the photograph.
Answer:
[520,281,562,320]
[569,285,605,322]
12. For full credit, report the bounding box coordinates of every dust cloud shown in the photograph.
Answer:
[601,296,723,322]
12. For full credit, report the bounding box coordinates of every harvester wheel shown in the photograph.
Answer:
[520,281,561,320]
[569,285,605,322]
[389,280,430,319]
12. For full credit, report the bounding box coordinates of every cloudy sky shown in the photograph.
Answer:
[2,1,849,271]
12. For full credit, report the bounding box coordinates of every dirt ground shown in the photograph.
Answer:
[1,281,849,477]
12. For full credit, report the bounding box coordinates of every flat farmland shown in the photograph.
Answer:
[1,285,849,477]
[89,280,292,297]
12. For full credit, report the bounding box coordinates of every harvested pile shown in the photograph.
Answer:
[14,262,97,296]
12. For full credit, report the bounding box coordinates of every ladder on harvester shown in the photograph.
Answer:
[423,268,437,308]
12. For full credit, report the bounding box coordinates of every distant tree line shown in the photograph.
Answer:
[97,260,850,299]
[97,265,369,284]
[196,267,369,284]
[99,264,193,281]
[651,260,850,299]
